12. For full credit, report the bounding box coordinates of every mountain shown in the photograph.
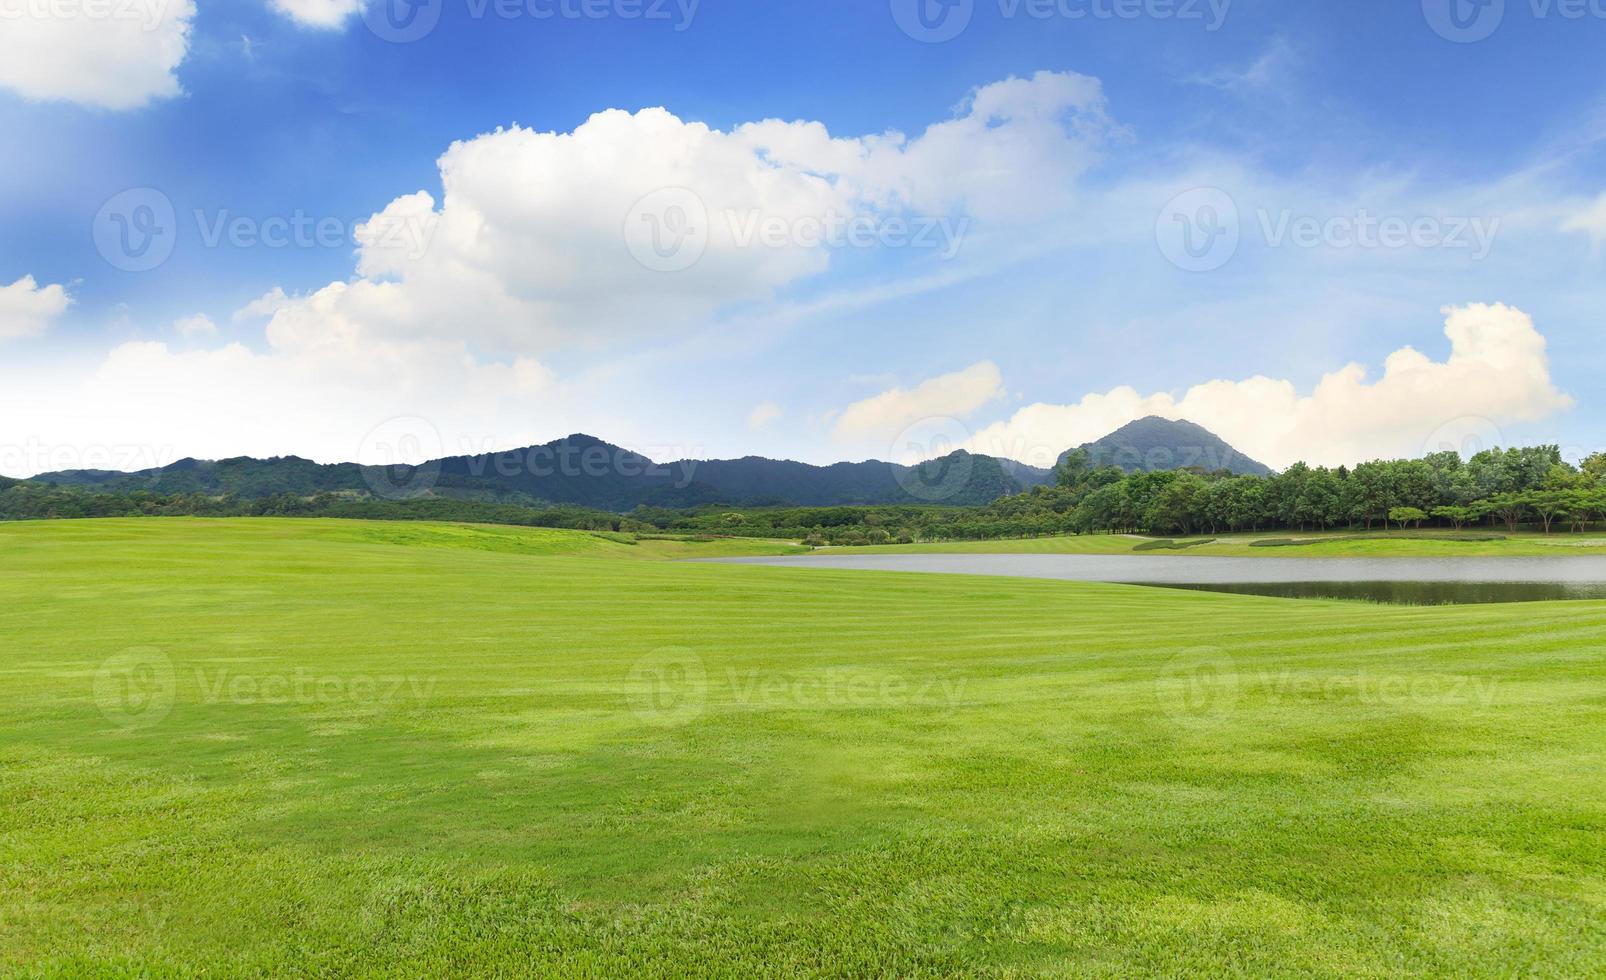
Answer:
[30,420,1262,510]
[1061,416,1272,476]
[33,434,1056,510]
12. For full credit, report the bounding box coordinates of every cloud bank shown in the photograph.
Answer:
[258,71,1112,355]
[0,276,71,340]
[270,0,364,28]
[962,303,1571,470]
[0,0,194,109]
[833,361,1005,445]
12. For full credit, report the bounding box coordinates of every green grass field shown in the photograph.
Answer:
[825,528,1606,558]
[3,518,1606,975]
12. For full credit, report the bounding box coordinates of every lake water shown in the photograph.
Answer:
[714,554,1606,605]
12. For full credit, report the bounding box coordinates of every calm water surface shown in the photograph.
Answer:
[715,554,1606,604]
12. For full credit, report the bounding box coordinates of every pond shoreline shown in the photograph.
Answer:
[709,554,1606,604]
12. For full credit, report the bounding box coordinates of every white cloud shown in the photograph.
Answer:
[260,71,1114,354]
[0,0,194,109]
[1562,191,1606,248]
[0,276,71,340]
[965,304,1572,471]
[172,313,217,337]
[269,0,363,28]
[233,287,292,321]
[833,361,1005,444]
[0,331,562,478]
[1189,38,1301,95]
[1,71,1106,473]
[747,402,782,430]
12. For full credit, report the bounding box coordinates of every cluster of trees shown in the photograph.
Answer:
[1031,445,1606,537]
[631,504,949,546]
[635,444,1606,543]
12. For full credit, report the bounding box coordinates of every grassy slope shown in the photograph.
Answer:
[825,529,1606,558]
[1,518,1604,975]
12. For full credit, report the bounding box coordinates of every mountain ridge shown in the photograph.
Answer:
[30,418,1268,509]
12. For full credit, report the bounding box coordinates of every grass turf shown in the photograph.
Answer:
[824,528,1606,558]
[2,518,1605,975]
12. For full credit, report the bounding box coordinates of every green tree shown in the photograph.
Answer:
[1388,506,1428,530]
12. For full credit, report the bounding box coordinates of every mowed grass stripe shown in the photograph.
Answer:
[0,518,1604,975]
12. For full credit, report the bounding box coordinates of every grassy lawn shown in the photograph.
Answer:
[2,517,1605,975]
[825,528,1606,558]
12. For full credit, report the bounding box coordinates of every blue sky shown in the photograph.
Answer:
[3,0,1604,476]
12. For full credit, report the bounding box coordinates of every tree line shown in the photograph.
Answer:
[0,481,647,533]
[634,444,1606,544]
[6,443,1605,545]
[980,444,1606,539]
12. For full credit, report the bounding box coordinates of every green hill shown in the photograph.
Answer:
[1064,416,1272,476]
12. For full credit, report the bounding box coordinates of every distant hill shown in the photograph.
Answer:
[1060,417,1272,476]
[34,434,1055,510]
[29,419,1266,509]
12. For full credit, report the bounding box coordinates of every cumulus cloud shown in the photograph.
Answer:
[833,361,1005,444]
[3,73,1113,475]
[0,0,194,109]
[172,313,217,337]
[258,71,1113,354]
[964,303,1571,470]
[747,402,782,430]
[269,0,363,28]
[1562,191,1606,249]
[0,276,71,340]
[0,331,561,478]
[1188,37,1302,96]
